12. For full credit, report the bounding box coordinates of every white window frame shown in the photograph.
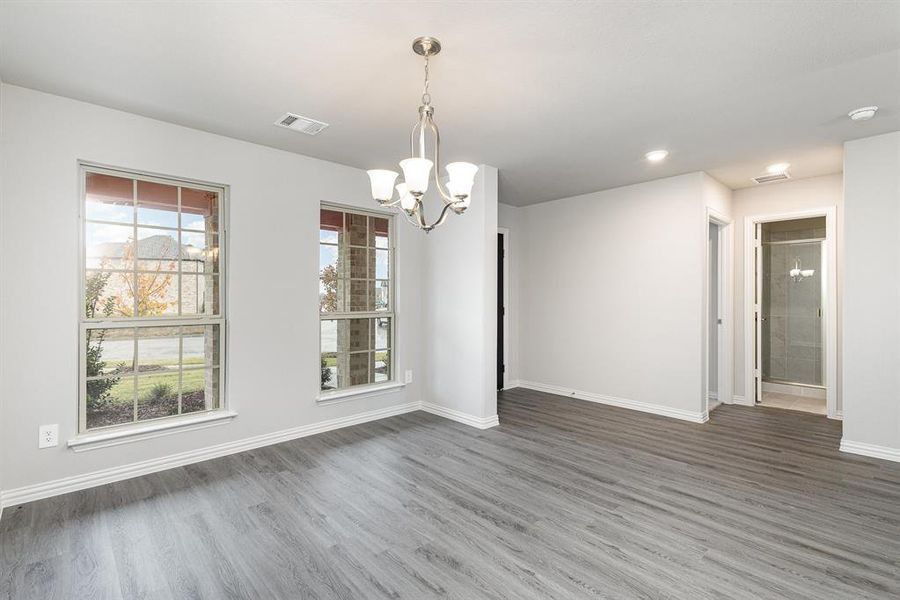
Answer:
[318,202,397,400]
[77,162,228,434]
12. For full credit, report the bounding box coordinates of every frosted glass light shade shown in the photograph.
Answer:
[446,162,478,202]
[399,158,433,195]
[396,183,416,212]
[367,170,398,203]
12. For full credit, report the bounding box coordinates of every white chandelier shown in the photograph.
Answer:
[366,37,478,233]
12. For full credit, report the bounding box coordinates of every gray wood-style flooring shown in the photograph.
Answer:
[3,388,900,599]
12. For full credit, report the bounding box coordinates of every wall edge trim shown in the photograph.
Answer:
[1,401,422,508]
[517,380,708,423]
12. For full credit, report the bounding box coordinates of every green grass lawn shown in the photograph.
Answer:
[103,362,210,404]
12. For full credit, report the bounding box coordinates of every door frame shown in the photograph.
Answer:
[704,208,734,416]
[498,227,510,390]
[742,207,838,419]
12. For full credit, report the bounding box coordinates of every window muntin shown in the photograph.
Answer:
[320,206,394,392]
[80,166,225,432]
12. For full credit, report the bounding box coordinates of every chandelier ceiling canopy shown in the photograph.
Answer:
[366,37,477,233]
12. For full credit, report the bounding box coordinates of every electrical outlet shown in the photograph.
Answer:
[405,369,413,384]
[39,424,59,449]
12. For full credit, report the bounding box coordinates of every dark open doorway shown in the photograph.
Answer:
[498,232,505,391]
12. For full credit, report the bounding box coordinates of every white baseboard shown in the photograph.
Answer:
[708,400,722,412]
[421,402,500,429]
[707,391,718,401]
[839,439,900,463]
[517,380,708,424]
[503,379,521,390]
[732,394,753,406]
[0,401,422,509]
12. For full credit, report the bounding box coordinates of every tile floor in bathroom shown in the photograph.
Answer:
[759,391,827,415]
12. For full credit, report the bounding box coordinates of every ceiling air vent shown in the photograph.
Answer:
[751,172,791,185]
[274,112,329,136]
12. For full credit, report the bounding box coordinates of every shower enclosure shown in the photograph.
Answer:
[759,218,825,389]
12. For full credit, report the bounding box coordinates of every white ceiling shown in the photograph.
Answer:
[1,1,899,206]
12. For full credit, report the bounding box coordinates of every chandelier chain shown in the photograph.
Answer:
[421,55,432,105]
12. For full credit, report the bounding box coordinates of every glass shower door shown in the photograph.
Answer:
[761,239,824,387]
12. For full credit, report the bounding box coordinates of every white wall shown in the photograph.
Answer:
[842,131,900,455]
[516,172,722,420]
[424,167,499,422]
[0,84,433,493]
[498,203,522,386]
[0,79,4,499]
[730,174,843,406]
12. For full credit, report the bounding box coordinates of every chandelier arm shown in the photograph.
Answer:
[413,199,428,229]
[426,114,455,204]
[420,200,456,233]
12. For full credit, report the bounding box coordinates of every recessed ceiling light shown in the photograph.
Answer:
[645,150,668,162]
[766,163,790,174]
[848,106,878,121]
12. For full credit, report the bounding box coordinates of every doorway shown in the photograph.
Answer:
[745,209,838,418]
[497,230,507,391]
[705,209,733,417]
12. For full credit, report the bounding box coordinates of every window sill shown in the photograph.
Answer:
[317,381,406,405]
[67,410,238,452]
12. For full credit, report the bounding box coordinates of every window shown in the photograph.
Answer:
[80,165,225,432]
[319,205,393,393]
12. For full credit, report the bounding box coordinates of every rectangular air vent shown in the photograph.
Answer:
[751,172,791,185]
[274,112,329,136]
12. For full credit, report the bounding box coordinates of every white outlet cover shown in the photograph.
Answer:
[405,370,413,384]
[39,424,59,448]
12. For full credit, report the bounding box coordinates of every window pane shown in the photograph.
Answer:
[346,212,367,246]
[321,353,337,390]
[182,231,219,273]
[137,371,180,420]
[375,280,389,312]
[321,320,337,353]
[320,209,343,244]
[319,276,343,313]
[182,368,219,414]
[134,270,179,316]
[321,317,393,390]
[85,270,133,319]
[349,351,371,386]
[375,317,390,350]
[374,249,389,279]
[86,327,136,377]
[349,280,373,311]
[347,318,372,351]
[371,216,389,248]
[182,324,220,367]
[181,274,219,316]
[375,351,391,382]
[348,247,368,279]
[85,172,133,223]
[86,222,134,270]
[86,375,135,429]
[181,188,219,232]
[137,227,179,271]
[137,326,181,374]
[136,180,178,228]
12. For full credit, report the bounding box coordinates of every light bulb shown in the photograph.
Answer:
[366,170,398,204]
[399,158,433,195]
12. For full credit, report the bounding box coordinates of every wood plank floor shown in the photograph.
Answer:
[2,388,900,599]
